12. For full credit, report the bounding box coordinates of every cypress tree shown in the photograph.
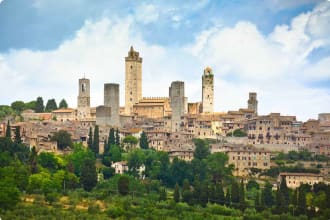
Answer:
[14,126,22,144]
[35,97,44,113]
[225,187,231,206]
[174,183,180,203]
[103,139,108,154]
[139,131,149,149]
[29,146,38,174]
[297,187,307,215]
[215,182,225,205]
[263,181,274,208]
[80,158,97,191]
[45,99,58,112]
[115,129,120,145]
[182,179,193,205]
[5,120,11,138]
[159,187,167,201]
[255,191,262,212]
[108,128,115,146]
[193,176,201,205]
[231,181,239,207]
[93,125,99,155]
[87,127,93,150]
[279,176,290,213]
[239,179,246,210]
[200,181,209,207]
[59,99,68,108]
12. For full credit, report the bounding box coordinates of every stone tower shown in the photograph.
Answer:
[202,67,214,113]
[125,46,142,115]
[77,78,91,119]
[169,81,185,132]
[104,83,120,126]
[248,92,258,114]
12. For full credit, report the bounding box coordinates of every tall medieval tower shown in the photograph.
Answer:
[248,92,258,114]
[202,67,214,113]
[77,78,91,119]
[125,46,142,115]
[169,81,185,132]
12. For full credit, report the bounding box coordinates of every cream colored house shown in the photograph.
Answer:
[278,172,324,189]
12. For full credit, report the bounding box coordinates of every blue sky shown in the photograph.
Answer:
[0,0,329,121]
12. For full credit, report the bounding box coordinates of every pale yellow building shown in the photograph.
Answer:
[278,172,324,189]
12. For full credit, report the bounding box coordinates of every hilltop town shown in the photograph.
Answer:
[1,47,330,178]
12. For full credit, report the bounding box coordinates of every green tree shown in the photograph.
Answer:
[38,152,59,171]
[67,143,95,176]
[182,179,193,205]
[206,152,230,184]
[45,98,58,112]
[35,97,45,113]
[6,120,11,138]
[25,100,37,110]
[109,145,122,163]
[246,180,259,191]
[200,181,209,207]
[0,181,20,210]
[174,183,180,203]
[255,191,262,212]
[231,181,240,207]
[123,135,138,151]
[92,125,99,155]
[29,146,38,173]
[115,129,120,145]
[88,127,93,150]
[118,175,130,195]
[278,176,290,213]
[262,181,274,208]
[226,129,247,137]
[108,128,115,147]
[215,182,225,205]
[193,138,210,160]
[239,179,246,210]
[80,158,97,191]
[14,126,22,144]
[11,101,25,113]
[297,186,307,215]
[159,187,167,201]
[59,99,68,108]
[225,187,231,206]
[139,131,149,149]
[51,130,73,150]
[127,149,145,177]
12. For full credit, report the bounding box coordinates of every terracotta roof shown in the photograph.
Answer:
[52,108,75,113]
[279,172,323,177]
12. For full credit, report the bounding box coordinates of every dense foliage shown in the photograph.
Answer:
[1,137,330,219]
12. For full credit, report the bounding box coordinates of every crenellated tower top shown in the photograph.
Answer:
[125,46,142,62]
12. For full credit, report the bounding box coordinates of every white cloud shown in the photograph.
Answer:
[135,4,160,24]
[0,1,330,121]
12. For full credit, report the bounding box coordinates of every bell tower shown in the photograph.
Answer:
[202,67,214,113]
[125,46,142,115]
[77,78,91,119]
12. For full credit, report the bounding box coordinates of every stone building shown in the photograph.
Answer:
[202,67,214,113]
[247,92,258,115]
[52,108,76,121]
[125,46,142,115]
[169,81,185,132]
[105,83,120,126]
[278,172,324,189]
[226,145,271,176]
[133,97,171,119]
[77,78,91,120]
[247,113,298,145]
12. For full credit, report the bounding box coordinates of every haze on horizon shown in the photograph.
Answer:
[0,0,329,121]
